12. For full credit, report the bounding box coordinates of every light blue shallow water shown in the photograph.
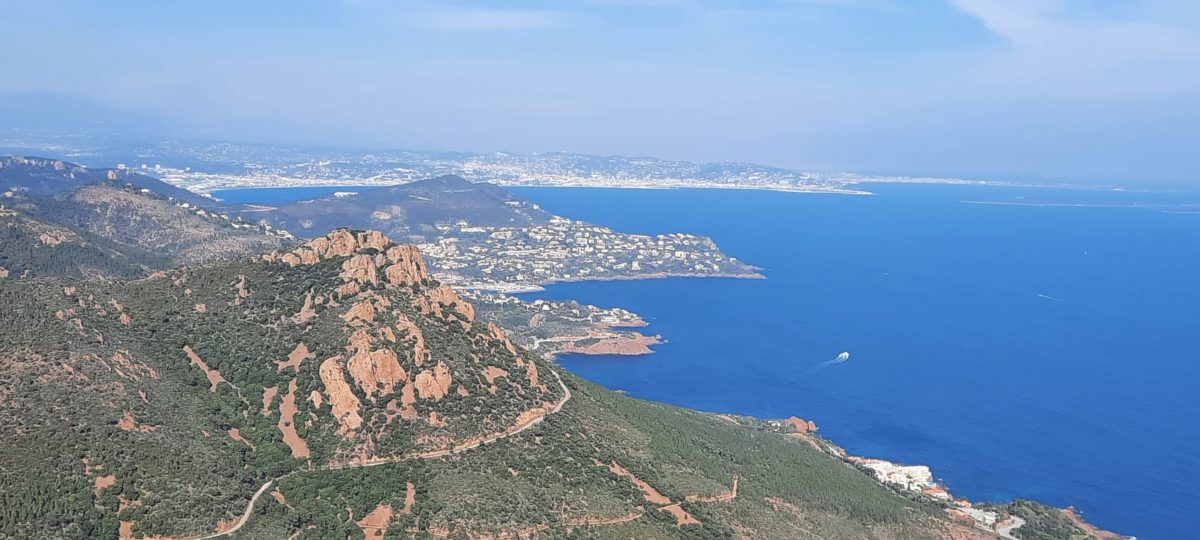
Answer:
[220,184,1200,539]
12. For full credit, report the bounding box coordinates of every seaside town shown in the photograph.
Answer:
[17,138,865,194]
[418,216,762,291]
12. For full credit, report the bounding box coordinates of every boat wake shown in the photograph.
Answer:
[812,351,851,370]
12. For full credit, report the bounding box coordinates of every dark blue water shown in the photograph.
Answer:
[217,183,1200,539]
[505,185,1200,540]
[210,185,380,204]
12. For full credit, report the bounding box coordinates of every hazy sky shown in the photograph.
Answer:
[2,0,1198,183]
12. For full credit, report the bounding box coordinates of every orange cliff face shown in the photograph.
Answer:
[782,416,818,434]
[258,229,563,463]
[262,229,473,318]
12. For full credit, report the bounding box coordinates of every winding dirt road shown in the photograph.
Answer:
[197,480,276,539]
[202,368,572,538]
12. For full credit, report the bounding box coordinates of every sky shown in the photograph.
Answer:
[1,0,1198,184]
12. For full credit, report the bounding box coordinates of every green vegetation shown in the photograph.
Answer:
[1,156,287,273]
[1004,500,1087,540]
[0,209,167,279]
[0,229,1056,539]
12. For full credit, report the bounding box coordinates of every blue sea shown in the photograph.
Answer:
[221,183,1200,539]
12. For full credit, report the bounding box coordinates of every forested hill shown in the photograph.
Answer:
[0,155,211,207]
[0,229,997,539]
[0,208,167,279]
[0,156,289,275]
[229,174,552,242]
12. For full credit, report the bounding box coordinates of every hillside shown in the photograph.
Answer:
[229,175,761,290]
[0,230,1000,539]
[231,175,551,242]
[1,156,211,207]
[0,207,167,279]
[0,156,288,272]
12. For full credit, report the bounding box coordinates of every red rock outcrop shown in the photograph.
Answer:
[414,361,453,401]
[278,379,311,458]
[276,343,314,372]
[265,229,390,266]
[183,346,226,392]
[261,386,278,416]
[94,474,116,494]
[259,230,569,462]
[487,322,519,355]
[346,329,407,398]
[383,244,428,285]
[270,488,290,508]
[482,366,509,385]
[340,254,379,285]
[417,284,475,323]
[395,313,429,366]
[342,299,378,325]
[356,502,394,538]
[319,357,364,435]
[265,230,422,280]
[292,290,317,323]
[782,416,818,433]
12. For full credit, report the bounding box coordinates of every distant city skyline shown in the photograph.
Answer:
[2,1,1198,185]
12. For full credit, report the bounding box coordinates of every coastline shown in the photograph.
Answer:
[705,413,1130,540]
[516,272,1133,540]
[179,176,1127,198]
[457,269,767,294]
[554,333,663,356]
[543,341,1132,539]
[189,178,876,196]
[500,182,873,196]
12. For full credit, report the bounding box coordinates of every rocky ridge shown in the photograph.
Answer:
[256,229,564,464]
